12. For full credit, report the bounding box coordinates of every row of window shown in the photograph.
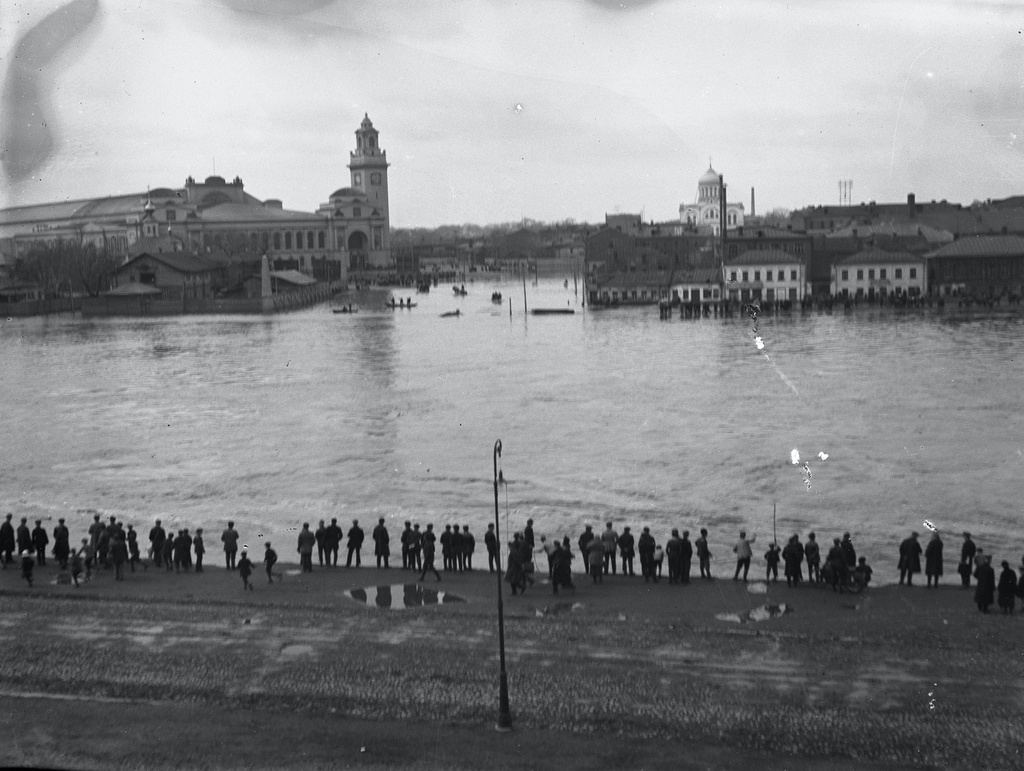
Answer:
[729,269,799,282]
[684,210,739,225]
[351,173,382,186]
[839,267,918,281]
[728,288,800,301]
[935,261,1020,280]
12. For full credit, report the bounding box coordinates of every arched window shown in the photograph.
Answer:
[284,232,292,249]
[318,231,325,248]
[307,231,314,249]
[295,231,303,249]
[273,232,281,250]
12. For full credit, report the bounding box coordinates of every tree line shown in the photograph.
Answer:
[14,240,122,298]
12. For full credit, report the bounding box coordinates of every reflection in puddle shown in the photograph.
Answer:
[346,584,466,609]
[745,582,768,594]
[715,603,792,624]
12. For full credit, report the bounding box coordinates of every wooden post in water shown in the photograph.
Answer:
[773,502,777,548]
[522,266,527,314]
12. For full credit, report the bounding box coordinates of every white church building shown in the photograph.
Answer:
[679,164,745,235]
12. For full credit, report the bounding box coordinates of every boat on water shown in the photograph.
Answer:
[332,305,358,314]
[530,308,575,315]
[440,309,461,318]
[387,302,417,309]
[491,292,503,303]
[453,284,467,296]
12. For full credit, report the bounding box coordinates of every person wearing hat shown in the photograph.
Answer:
[53,518,71,569]
[346,519,364,568]
[325,518,342,567]
[637,526,656,583]
[237,548,254,591]
[150,519,167,568]
[924,531,944,588]
[898,531,923,586]
[31,520,49,567]
[400,521,414,570]
[959,532,976,588]
[372,518,390,569]
[974,555,995,613]
[0,514,15,567]
[484,523,497,573]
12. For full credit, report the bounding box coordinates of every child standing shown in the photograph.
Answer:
[854,556,873,587]
[20,550,35,587]
[237,548,254,591]
[264,543,279,583]
[70,549,84,587]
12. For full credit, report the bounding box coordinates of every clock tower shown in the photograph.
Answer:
[349,114,390,235]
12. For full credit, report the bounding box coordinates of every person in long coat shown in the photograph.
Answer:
[898,532,923,586]
[0,514,15,566]
[782,534,804,587]
[974,556,996,613]
[997,561,1017,614]
[551,542,575,594]
[372,518,390,568]
[924,532,944,588]
[504,537,525,595]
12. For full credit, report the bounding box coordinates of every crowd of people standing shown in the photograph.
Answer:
[498,520,1024,615]
[3,512,1022,616]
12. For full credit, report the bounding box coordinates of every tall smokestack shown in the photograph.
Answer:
[751,187,755,218]
[907,193,916,220]
[719,174,727,266]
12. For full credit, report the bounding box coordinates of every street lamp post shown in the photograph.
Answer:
[493,439,513,731]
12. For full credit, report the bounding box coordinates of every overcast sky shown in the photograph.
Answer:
[1,0,1021,227]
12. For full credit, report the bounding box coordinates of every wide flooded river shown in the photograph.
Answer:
[2,278,1022,582]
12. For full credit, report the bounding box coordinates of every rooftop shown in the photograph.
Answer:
[836,249,922,266]
[724,248,803,266]
[926,235,1024,258]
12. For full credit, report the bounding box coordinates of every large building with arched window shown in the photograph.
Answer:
[0,114,393,282]
[678,164,745,235]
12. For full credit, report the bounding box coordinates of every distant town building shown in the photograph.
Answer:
[723,248,806,303]
[831,249,926,300]
[0,114,393,282]
[925,235,1024,298]
[670,267,722,307]
[679,165,745,235]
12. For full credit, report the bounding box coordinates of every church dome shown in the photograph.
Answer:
[330,187,366,200]
[360,113,374,130]
[699,166,719,185]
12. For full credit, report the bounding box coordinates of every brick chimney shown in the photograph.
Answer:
[907,193,916,220]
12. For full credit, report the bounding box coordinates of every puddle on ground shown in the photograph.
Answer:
[745,582,768,594]
[716,603,793,624]
[345,584,466,609]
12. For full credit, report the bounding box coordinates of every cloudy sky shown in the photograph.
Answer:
[1,0,1021,226]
